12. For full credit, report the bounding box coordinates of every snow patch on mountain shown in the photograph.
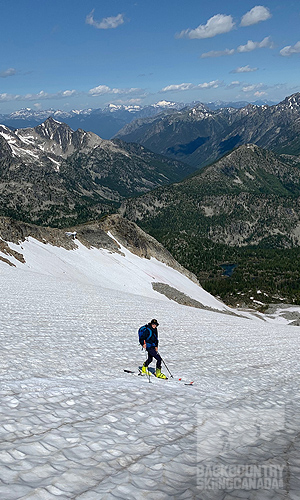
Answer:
[2,234,229,312]
[154,100,178,108]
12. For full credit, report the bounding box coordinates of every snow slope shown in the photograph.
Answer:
[2,235,230,312]
[1,237,300,498]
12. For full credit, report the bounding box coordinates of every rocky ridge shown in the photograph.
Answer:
[0,118,193,227]
[121,144,300,248]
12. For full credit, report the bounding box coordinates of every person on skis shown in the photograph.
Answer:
[139,319,167,379]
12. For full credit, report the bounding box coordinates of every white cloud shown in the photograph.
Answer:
[0,85,145,103]
[160,81,223,92]
[111,87,143,95]
[32,91,48,99]
[240,5,271,26]
[237,83,298,97]
[201,48,235,58]
[89,85,111,95]
[110,98,143,105]
[61,90,77,97]
[237,36,273,52]
[280,41,300,57]
[242,83,265,93]
[0,68,16,78]
[161,83,194,92]
[0,89,77,102]
[177,14,235,39]
[197,80,223,89]
[201,37,273,59]
[86,10,124,30]
[226,81,242,89]
[89,85,144,96]
[231,65,258,73]
[0,93,15,101]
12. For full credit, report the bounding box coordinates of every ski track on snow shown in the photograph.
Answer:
[1,264,300,498]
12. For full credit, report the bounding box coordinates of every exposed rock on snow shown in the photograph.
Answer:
[0,217,76,250]
[152,282,242,316]
[265,303,300,326]
[0,237,25,264]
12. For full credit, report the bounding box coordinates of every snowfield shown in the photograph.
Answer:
[1,237,300,499]
[4,236,229,311]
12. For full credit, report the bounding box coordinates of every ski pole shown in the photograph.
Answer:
[160,356,173,378]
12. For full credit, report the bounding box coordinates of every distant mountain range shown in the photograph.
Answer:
[0,98,274,140]
[115,93,300,168]
[0,101,185,139]
[204,99,276,110]
[0,117,193,226]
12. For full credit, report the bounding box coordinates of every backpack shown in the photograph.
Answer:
[138,325,149,346]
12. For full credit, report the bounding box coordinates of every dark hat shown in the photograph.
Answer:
[151,319,159,326]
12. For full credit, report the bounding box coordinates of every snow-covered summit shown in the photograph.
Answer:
[276,92,300,111]
[0,117,133,163]
[153,100,178,108]
[6,107,75,121]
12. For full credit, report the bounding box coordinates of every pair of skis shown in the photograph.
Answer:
[124,369,163,379]
[124,369,194,385]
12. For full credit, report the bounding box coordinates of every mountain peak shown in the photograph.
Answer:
[11,117,91,158]
[44,116,63,124]
[223,143,276,164]
[236,143,261,152]
[29,118,76,153]
[208,143,289,188]
[40,116,72,131]
[280,92,300,110]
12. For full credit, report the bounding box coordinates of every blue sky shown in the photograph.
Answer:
[0,0,300,112]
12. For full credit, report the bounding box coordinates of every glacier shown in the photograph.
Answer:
[0,235,300,499]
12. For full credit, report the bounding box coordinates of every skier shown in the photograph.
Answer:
[139,319,167,379]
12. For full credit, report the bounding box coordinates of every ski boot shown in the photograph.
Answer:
[141,363,151,376]
[155,368,167,379]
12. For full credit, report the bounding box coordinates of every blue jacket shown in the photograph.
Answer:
[140,324,159,349]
